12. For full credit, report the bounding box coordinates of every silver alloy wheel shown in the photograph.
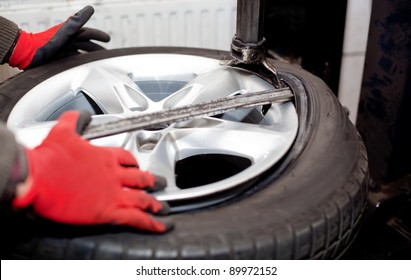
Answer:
[7,54,298,211]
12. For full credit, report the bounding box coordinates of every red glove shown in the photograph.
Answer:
[13,111,172,233]
[7,6,110,70]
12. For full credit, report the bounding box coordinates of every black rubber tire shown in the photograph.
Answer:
[0,47,369,259]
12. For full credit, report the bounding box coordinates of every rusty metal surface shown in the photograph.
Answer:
[357,0,411,184]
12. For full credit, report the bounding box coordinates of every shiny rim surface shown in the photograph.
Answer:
[7,54,298,211]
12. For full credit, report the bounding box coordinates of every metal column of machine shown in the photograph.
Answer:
[229,0,282,88]
[230,0,265,63]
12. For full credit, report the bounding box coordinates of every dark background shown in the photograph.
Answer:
[262,0,411,259]
[263,0,347,96]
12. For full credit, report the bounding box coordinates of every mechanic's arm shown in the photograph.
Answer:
[0,5,110,70]
[0,111,172,233]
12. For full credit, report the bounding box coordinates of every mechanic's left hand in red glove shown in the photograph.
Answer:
[7,5,110,70]
[13,110,172,233]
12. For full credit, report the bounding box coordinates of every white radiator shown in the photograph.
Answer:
[0,0,237,81]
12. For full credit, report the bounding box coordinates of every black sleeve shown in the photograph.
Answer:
[0,16,20,64]
[0,123,27,208]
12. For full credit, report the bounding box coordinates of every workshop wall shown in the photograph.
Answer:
[0,0,237,81]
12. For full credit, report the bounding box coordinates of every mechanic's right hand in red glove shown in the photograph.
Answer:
[13,110,172,233]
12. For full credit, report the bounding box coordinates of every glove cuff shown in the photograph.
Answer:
[8,30,34,69]
[0,16,20,64]
[3,29,21,65]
